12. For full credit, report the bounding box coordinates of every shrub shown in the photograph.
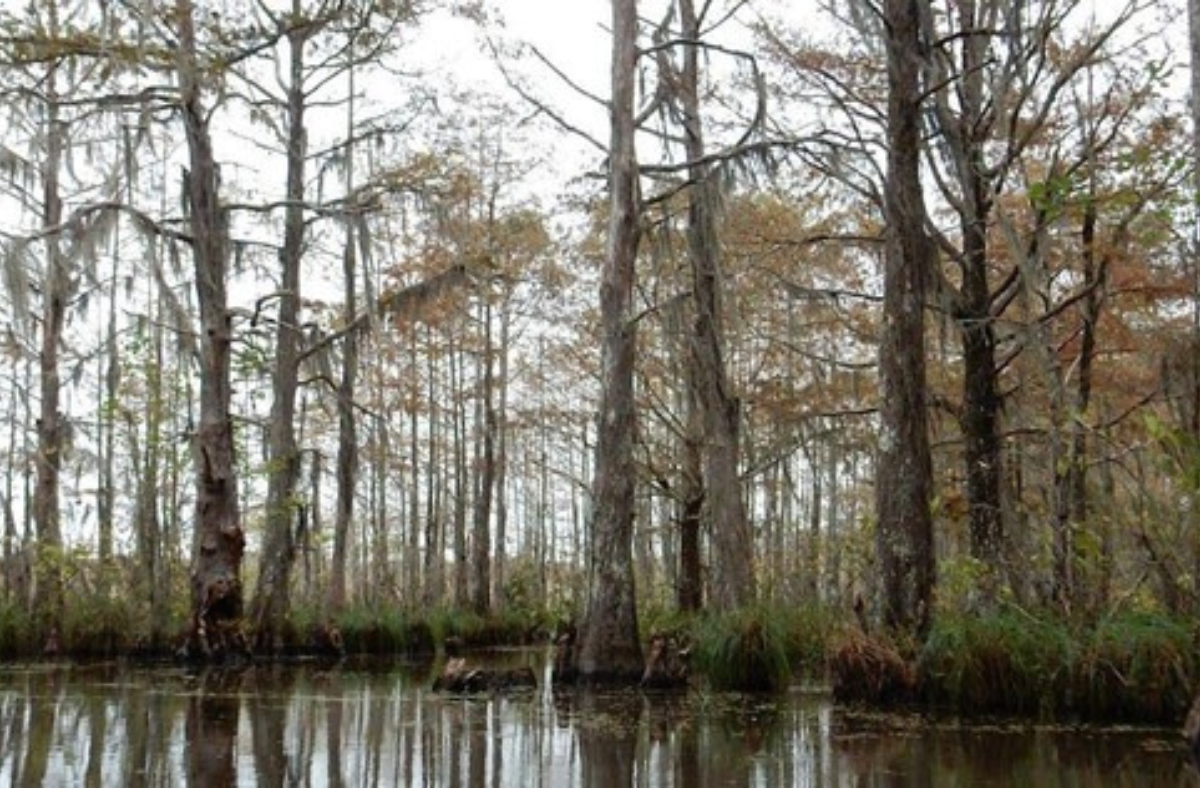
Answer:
[0,599,33,660]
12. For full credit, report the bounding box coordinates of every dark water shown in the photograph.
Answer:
[1,651,1196,787]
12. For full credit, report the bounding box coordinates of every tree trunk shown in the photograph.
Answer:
[330,69,359,615]
[670,289,703,613]
[471,298,495,616]
[569,0,643,684]
[679,0,755,613]
[32,0,65,641]
[875,0,935,636]
[453,329,469,607]
[1184,0,1200,733]
[1186,0,1200,611]
[251,15,310,650]
[491,306,510,611]
[177,0,246,659]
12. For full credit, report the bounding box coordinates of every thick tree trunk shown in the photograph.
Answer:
[251,17,310,650]
[569,0,643,684]
[177,0,246,659]
[875,0,935,635]
[679,0,756,613]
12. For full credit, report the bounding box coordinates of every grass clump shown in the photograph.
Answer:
[690,607,791,692]
[778,603,842,679]
[828,627,916,706]
[918,611,1075,717]
[1076,612,1198,724]
[335,605,435,656]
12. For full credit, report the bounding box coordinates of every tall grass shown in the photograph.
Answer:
[690,607,792,692]
[1075,612,1198,724]
[919,611,1076,716]
[333,605,435,656]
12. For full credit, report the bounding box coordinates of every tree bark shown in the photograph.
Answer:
[32,0,65,641]
[470,298,495,616]
[177,0,246,659]
[569,0,643,684]
[678,0,756,613]
[875,0,935,636]
[330,67,359,615]
[251,12,310,650]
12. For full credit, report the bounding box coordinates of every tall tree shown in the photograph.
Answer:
[176,0,245,659]
[875,0,934,634]
[250,1,317,652]
[677,0,756,612]
[569,0,643,684]
[29,0,67,642]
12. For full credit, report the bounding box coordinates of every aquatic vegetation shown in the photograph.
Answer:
[828,626,917,706]
[333,606,435,656]
[690,607,791,692]
[1075,613,1199,724]
[918,611,1076,716]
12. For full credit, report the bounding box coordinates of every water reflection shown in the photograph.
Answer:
[0,654,1195,787]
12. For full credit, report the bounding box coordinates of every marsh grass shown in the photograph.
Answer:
[918,611,1075,716]
[1075,612,1198,724]
[829,626,917,705]
[690,607,792,692]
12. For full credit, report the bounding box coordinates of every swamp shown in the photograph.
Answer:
[2,653,1197,788]
[3,0,1200,786]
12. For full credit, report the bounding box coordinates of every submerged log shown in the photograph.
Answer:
[432,657,537,694]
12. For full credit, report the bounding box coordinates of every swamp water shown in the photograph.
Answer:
[1,650,1196,787]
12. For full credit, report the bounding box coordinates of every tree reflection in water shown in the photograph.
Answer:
[0,655,1196,787]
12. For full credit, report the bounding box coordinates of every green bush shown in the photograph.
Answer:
[0,599,34,660]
